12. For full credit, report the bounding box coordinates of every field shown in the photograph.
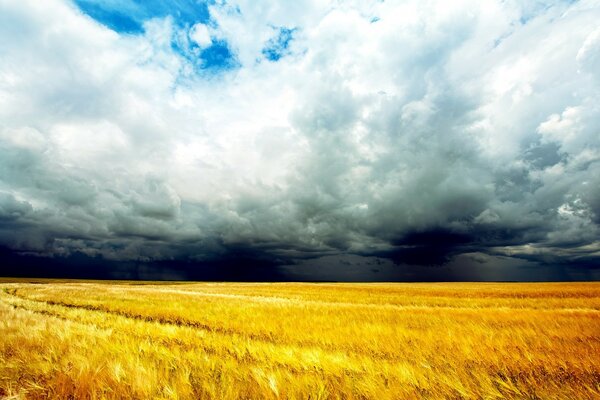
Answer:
[0,280,599,399]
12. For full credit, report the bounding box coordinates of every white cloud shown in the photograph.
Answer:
[189,23,212,48]
[577,26,600,80]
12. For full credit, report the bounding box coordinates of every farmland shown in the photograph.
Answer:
[0,280,599,399]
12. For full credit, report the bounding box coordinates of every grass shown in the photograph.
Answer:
[0,280,599,399]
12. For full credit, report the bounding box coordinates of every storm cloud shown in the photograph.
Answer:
[1,0,599,280]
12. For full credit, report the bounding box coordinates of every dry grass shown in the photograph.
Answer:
[0,280,599,399]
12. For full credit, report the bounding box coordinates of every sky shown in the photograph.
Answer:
[1,0,600,281]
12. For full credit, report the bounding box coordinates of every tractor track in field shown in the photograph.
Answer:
[1,289,281,344]
[0,289,413,364]
[0,300,376,376]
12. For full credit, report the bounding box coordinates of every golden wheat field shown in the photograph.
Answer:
[0,280,599,399]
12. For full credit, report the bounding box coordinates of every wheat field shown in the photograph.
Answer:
[0,280,599,399]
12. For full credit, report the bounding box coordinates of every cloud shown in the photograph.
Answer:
[577,26,600,80]
[189,23,212,48]
[0,0,599,279]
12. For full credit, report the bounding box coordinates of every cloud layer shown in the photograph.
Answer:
[1,0,600,279]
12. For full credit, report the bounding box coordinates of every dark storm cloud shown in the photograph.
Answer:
[1,0,600,280]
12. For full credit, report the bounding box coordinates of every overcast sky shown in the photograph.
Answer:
[1,0,599,281]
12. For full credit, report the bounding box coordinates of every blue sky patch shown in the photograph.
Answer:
[73,0,238,71]
[176,38,239,71]
[262,27,297,62]
[74,1,143,33]
[199,41,238,70]
[74,0,211,32]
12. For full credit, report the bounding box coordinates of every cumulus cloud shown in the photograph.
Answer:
[0,0,599,279]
